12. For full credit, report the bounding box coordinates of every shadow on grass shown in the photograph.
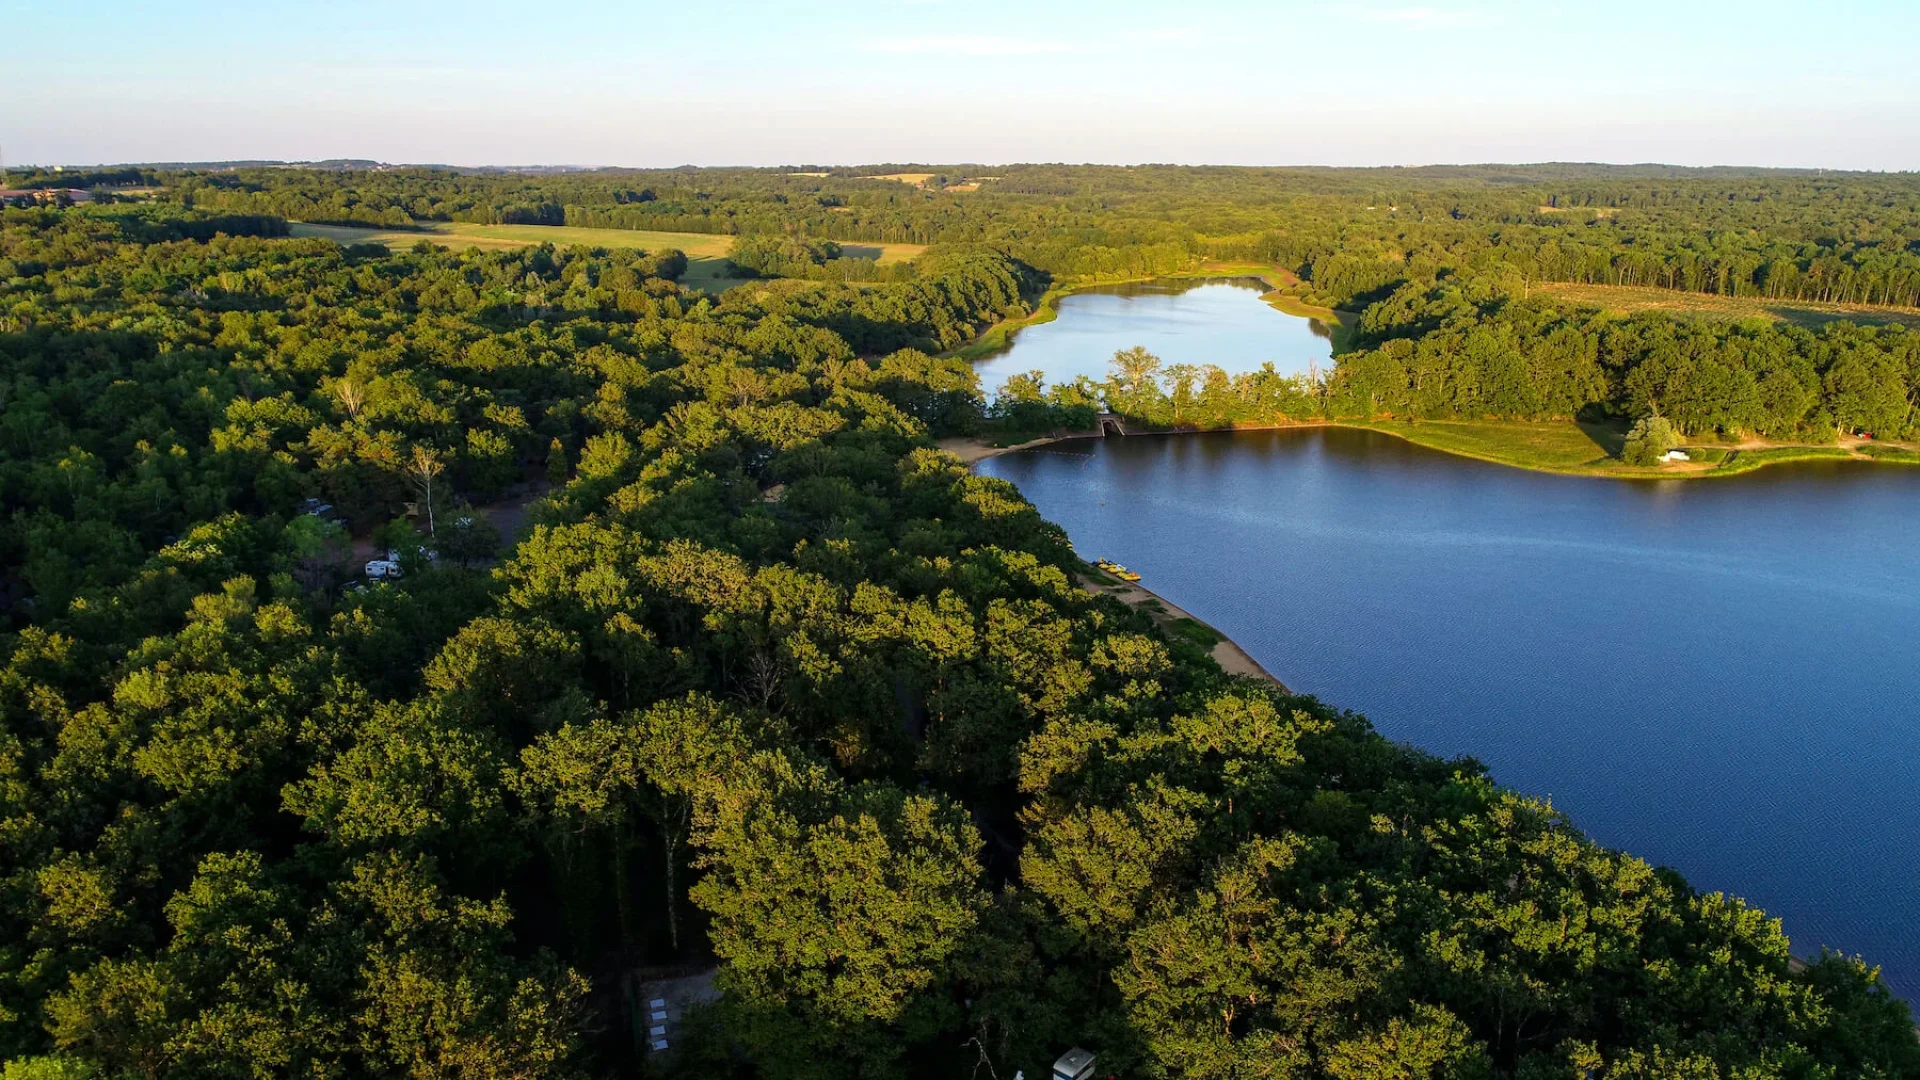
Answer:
[1575,418,1627,459]
[681,257,753,292]
[1763,304,1920,332]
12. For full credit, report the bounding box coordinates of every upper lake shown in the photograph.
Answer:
[971,279,1337,393]
[972,282,1920,999]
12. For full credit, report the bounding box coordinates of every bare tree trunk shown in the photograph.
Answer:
[661,804,688,953]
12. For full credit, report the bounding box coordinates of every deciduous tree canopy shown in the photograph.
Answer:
[0,173,1914,1079]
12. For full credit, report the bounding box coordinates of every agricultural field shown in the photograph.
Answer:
[864,172,937,187]
[860,172,996,191]
[287,221,924,291]
[1537,282,1920,331]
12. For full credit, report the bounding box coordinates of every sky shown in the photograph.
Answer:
[8,0,1919,171]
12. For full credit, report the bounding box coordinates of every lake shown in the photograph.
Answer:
[973,287,1920,999]
[971,279,1337,394]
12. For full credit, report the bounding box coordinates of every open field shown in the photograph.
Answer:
[288,221,924,291]
[1352,419,1622,472]
[1537,282,1920,331]
[834,241,925,264]
[864,172,937,187]
[293,221,535,251]
[860,172,996,192]
[1355,418,1920,479]
[291,220,750,290]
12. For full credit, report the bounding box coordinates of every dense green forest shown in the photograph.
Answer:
[2,171,1918,1079]
[154,163,1920,307]
[154,162,1920,440]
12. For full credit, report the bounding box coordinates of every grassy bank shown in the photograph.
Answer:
[959,417,1920,481]
[1351,419,1920,479]
[1536,282,1920,332]
[1264,292,1361,354]
[947,286,1070,362]
[1176,261,1361,351]
[290,221,750,289]
[1349,419,1620,471]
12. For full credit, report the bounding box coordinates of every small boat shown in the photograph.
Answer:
[1095,559,1142,582]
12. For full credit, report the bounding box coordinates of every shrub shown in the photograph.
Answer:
[1621,415,1679,465]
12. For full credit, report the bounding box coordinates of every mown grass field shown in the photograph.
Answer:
[287,221,925,292]
[1537,283,1920,331]
[1351,419,1621,472]
[865,172,937,187]
[1350,418,1920,479]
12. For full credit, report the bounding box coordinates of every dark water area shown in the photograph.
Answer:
[970,279,1335,394]
[981,428,1920,996]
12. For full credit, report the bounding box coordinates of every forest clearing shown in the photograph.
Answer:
[1538,281,1920,331]
[287,221,924,291]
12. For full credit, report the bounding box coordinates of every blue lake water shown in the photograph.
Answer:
[974,292,1920,999]
[971,279,1337,394]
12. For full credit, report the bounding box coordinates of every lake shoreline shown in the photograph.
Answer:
[948,271,1919,480]
[967,426,1920,993]
[937,431,1290,692]
[941,422,1920,480]
[948,263,1359,363]
[1082,572,1290,692]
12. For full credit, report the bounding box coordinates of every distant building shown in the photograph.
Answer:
[1661,449,1691,462]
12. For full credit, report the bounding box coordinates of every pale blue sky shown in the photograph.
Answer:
[9,0,1918,169]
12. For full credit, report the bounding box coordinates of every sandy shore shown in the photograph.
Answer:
[1081,573,1290,692]
[941,435,1290,691]
[936,423,1328,466]
[935,434,1079,464]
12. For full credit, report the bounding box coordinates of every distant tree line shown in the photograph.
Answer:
[156,164,1920,311]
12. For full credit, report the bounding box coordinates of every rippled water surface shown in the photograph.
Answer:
[974,287,1920,998]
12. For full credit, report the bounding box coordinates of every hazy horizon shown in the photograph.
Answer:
[12,0,1919,172]
[15,158,1920,175]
